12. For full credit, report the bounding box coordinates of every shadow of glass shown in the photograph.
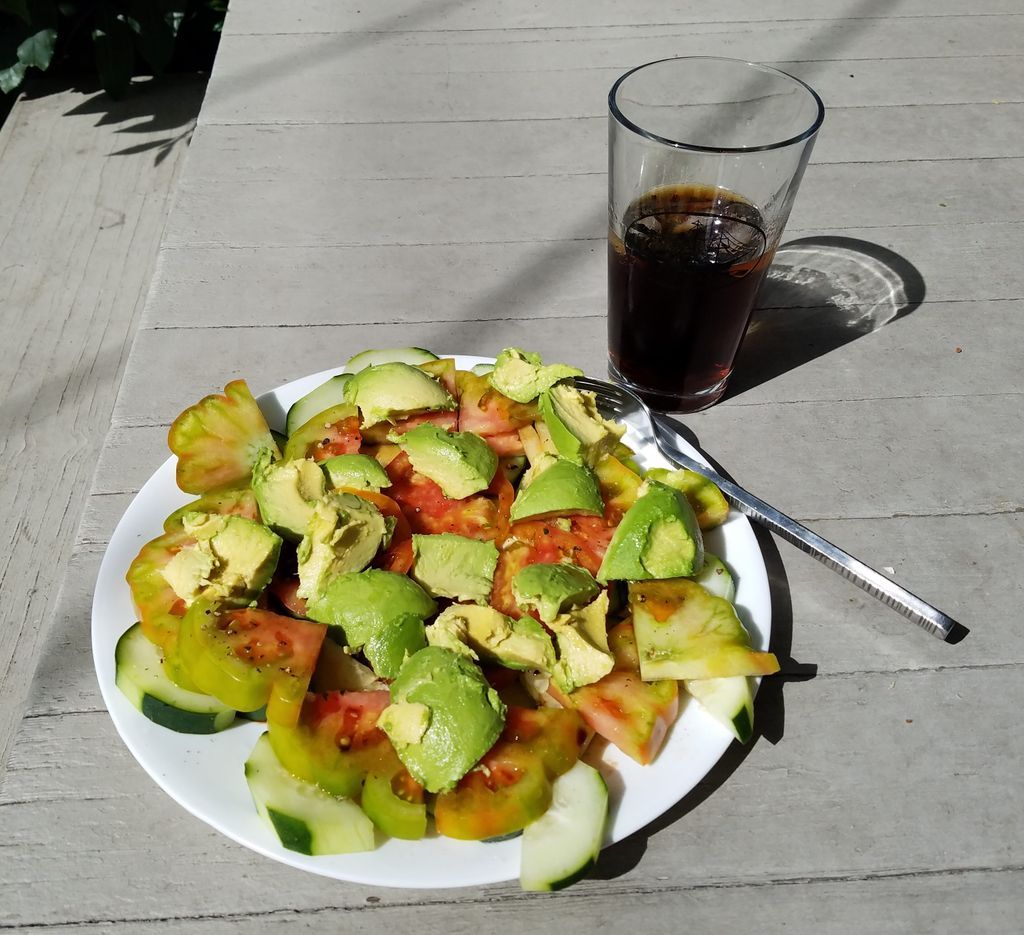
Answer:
[726,236,926,399]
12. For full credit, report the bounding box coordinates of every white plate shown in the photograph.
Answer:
[92,355,772,889]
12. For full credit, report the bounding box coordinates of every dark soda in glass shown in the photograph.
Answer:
[608,183,771,411]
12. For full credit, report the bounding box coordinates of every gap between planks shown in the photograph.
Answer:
[0,864,1019,931]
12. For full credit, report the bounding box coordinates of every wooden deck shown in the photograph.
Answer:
[2,0,1022,930]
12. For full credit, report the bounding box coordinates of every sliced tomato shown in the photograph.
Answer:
[419,357,459,398]
[483,430,525,456]
[456,370,537,437]
[550,621,679,765]
[361,409,459,445]
[385,451,505,541]
[433,706,584,841]
[594,454,643,525]
[361,766,428,840]
[177,602,326,726]
[268,689,397,798]
[268,575,308,618]
[126,528,194,650]
[502,705,586,778]
[162,486,261,532]
[507,516,611,576]
[168,380,278,494]
[490,541,533,617]
[379,536,414,574]
[283,403,362,462]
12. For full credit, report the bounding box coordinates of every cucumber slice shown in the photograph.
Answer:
[520,760,608,892]
[244,733,376,855]
[115,623,236,734]
[691,553,735,601]
[285,374,352,437]
[346,348,439,373]
[471,362,495,376]
[685,675,755,743]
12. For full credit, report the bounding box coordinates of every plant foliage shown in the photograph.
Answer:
[1,0,226,96]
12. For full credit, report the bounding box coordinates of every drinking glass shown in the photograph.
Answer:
[608,57,825,411]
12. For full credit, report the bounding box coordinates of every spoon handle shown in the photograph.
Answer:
[652,421,966,643]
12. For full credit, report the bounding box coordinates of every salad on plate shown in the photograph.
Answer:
[114,347,778,891]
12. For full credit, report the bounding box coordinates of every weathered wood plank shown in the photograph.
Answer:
[2,667,1018,927]
[111,312,1022,434]
[200,20,1024,125]
[9,869,1021,935]
[184,102,1024,182]
[162,158,1024,248]
[196,60,1024,128]
[225,0,1024,35]
[146,228,1024,331]
[0,79,205,777]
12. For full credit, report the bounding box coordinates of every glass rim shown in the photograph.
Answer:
[609,56,825,155]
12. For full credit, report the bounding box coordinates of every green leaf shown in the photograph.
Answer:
[17,27,57,71]
[0,0,31,24]
[0,60,27,94]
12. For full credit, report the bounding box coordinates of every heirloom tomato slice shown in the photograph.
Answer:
[126,528,194,651]
[434,707,585,841]
[490,517,609,618]
[594,455,643,525]
[456,370,537,438]
[418,357,459,398]
[385,452,510,541]
[268,575,308,618]
[361,767,427,840]
[550,621,679,765]
[168,380,278,494]
[177,601,326,726]
[162,485,261,533]
[283,403,362,462]
[361,409,458,445]
[268,690,396,798]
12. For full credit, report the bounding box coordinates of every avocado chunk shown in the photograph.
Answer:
[161,512,281,608]
[629,579,780,681]
[488,348,583,403]
[511,562,601,624]
[644,467,730,530]
[393,424,497,499]
[426,604,556,671]
[410,533,499,605]
[380,646,506,792]
[306,569,436,678]
[344,361,455,427]
[321,453,391,491]
[296,492,390,600]
[597,480,704,583]
[539,384,626,467]
[549,591,615,693]
[251,449,327,542]
[509,458,604,522]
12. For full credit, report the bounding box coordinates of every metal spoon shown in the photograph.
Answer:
[575,376,967,643]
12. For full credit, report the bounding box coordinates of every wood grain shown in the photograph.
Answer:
[0,78,205,778]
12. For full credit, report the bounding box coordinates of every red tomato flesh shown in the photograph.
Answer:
[550,621,679,765]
